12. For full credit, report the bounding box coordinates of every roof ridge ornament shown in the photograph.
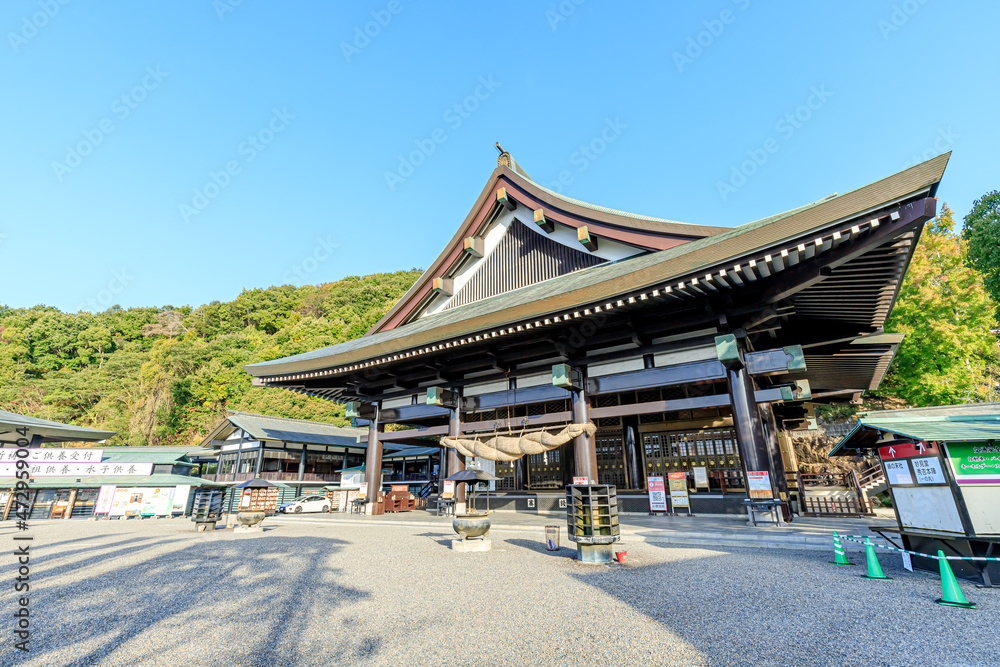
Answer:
[495,141,511,168]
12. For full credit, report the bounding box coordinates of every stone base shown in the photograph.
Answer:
[452,538,492,552]
[233,524,263,534]
[576,543,614,564]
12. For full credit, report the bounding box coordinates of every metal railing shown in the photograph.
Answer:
[800,495,871,516]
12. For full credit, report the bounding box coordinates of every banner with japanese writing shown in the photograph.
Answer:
[0,461,153,477]
[0,448,103,463]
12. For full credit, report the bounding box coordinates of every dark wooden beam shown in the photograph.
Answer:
[379,425,449,442]
[589,393,731,419]
[379,404,450,423]
[462,384,570,411]
[463,237,484,258]
[497,186,516,211]
[586,360,727,396]
[462,411,572,434]
[533,208,554,233]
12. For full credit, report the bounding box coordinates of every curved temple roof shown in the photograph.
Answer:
[246,152,950,384]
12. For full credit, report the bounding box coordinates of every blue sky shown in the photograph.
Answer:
[2,1,997,313]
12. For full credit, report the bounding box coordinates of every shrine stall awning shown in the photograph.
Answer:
[829,403,1000,457]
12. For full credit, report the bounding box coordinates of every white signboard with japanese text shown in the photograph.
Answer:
[912,457,945,484]
[884,460,913,485]
[746,471,773,499]
[171,485,191,513]
[95,485,117,514]
[693,466,710,489]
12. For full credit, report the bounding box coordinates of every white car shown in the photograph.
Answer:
[279,495,331,514]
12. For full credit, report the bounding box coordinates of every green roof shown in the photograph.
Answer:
[247,153,950,378]
[0,409,116,444]
[830,403,1000,456]
[199,411,366,448]
[100,449,194,465]
[0,474,222,489]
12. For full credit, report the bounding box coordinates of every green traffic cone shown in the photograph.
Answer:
[861,537,891,580]
[935,550,975,609]
[829,531,855,566]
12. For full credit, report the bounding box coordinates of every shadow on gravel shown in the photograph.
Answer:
[505,538,576,559]
[570,545,997,665]
[9,535,377,666]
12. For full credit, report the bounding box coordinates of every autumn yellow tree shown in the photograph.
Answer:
[883,205,1000,405]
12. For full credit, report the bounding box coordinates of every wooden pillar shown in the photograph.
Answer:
[64,488,77,520]
[622,415,643,490]
[296,445,307,496]
[514,456,526,491]
[254,445,265,478]
[759,404,790,500]
[436,447,448,492]
[363,402,383,515]
[727,364,778,499]
[447,393,466,512]
[233,429,245,480]
[571,371,598,483]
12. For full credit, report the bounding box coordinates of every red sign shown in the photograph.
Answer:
[572,476,588,485]
[878,441,939,460]
[647,476,667,512]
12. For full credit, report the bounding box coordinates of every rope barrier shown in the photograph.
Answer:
[837,534,1000,562]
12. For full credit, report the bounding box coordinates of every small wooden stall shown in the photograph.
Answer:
[831,403,1000,586]
[234,479,280,515]
[382,484,416,513]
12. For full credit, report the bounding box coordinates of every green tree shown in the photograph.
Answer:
[962,190,1000,319]
[0,270,421,446]
[883,205,1000,405]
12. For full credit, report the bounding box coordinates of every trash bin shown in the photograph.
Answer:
[545,525,560,551]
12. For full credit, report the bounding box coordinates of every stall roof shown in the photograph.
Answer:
[0,409,116,444]
[830,403,1000,456]
[383,447,439,459]
[198,411,366,449]
[100,449,196,466]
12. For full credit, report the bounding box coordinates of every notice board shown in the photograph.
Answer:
[894,486,964,533]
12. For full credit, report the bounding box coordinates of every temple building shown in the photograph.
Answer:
[244,150,950,517]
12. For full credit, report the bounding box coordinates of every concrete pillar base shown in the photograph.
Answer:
[452,538,492,552]
[575,542,615,564]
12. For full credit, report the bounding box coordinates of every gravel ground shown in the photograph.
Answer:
[0,518,996,667]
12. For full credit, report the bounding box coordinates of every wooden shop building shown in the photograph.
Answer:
[0,409,223,519]
[198,411,441,508]
[244,150,950,517]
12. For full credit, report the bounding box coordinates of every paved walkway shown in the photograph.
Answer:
[269,508,898,551]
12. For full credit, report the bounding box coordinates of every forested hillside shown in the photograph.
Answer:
[0,270,421,447]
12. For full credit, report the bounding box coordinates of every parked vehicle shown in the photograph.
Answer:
[278,495,331,514]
